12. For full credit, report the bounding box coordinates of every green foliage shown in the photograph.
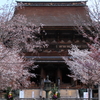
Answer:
[4,87,18,100]
[4,87,13,100]
[50,85,60,99]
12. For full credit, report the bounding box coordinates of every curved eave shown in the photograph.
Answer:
[26,56,67,63]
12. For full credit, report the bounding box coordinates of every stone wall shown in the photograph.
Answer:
[19,89,79,99]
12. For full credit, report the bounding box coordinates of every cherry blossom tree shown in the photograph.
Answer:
[0,3,46,90]
[0,42,36,90]
[75,0,100,45]
[63,45,100,85]
[0,2,46,53]
[64,46,100,100]
[66,0,100,86]
[63,45,100,99]
[63,0,100,99]
[0,14,46,53]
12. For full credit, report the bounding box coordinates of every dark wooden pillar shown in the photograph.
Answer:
[40,67,46,79]
[57,67,62,83]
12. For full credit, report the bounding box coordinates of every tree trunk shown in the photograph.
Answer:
[98,85,100,100]
[88,88,91,100]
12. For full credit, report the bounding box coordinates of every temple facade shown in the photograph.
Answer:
[14,0,98,98]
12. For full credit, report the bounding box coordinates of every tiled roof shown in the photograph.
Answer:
[14,2,91,26]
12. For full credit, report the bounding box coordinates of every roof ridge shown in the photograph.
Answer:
[16,0,87,3]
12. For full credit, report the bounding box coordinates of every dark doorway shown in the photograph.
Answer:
[44,63,57,83]
[62,67,71,83]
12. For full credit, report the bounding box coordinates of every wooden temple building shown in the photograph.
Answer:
[14,0,98,98]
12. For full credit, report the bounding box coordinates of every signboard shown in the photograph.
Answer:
[19,90,24,98]
[32,91,34,98]
[84,92,88,98]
